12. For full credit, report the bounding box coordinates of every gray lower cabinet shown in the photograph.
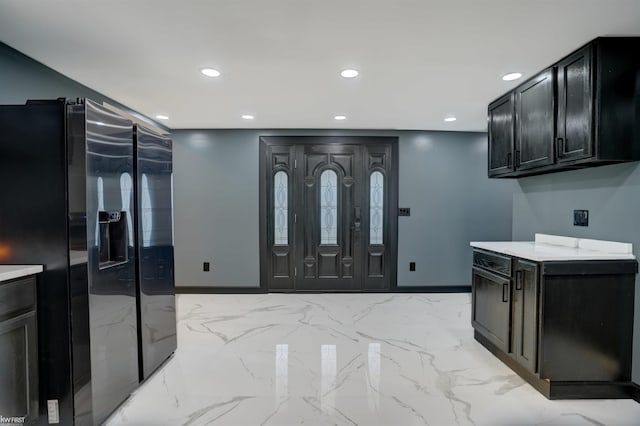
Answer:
[0,276,38,424]
[472,248,637,399]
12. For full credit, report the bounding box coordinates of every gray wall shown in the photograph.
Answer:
[3,34,638,384]
[172,129,515,287]
[0,42,164,130]
[512,162,640,382]
[0,41,515,288]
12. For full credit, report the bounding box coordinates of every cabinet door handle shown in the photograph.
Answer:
[502,283,509,302]
[515,270,523,290]
[557,138,564,157]
[507,152,512,168]
[515,150,521,168]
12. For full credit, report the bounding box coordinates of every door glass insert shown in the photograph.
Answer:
[320,170,338,244]
[370,171,384,244]
[274,171,288,245]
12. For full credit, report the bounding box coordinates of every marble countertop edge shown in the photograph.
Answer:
[0,265,44,282]
[470,240,636,262]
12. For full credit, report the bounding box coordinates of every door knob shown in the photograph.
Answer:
[354,206,361,232]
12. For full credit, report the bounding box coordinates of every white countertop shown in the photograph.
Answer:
[0,265,44,282]
[470,234,635,262]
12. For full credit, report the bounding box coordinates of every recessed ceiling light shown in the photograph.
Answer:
[242,114,254,120]
[201,68,221,77]
[502,72,523,81]
[156,115,169,120]
[340,69,359,78]
[334,115,347,120]
[96,122,105,126]
[444,117,457,122]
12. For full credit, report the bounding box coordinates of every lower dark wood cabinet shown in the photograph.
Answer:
[471,266,511,353]
[472,248,638,399]
[512,260,538,374]
[0,276,39,424]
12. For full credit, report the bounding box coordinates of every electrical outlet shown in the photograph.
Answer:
[409,262,416,271]
[574,210,589,227]
[399,208,411,216]
[203,262,210,272]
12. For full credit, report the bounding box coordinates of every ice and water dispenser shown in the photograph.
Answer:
[98,210,128,268]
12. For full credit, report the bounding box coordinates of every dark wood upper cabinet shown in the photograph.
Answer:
[488,37,640,178]
[515,69,555,171]
[556,45,593,162]
[488,93,514,177]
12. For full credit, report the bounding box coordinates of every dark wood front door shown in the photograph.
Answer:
[296,144,362,290]
[260,136,398,292]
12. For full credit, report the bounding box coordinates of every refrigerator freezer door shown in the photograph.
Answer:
[83,99,139,424]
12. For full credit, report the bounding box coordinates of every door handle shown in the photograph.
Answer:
[515,270,523,290]
[502,283,509,303]
[353,206,361,232]
[557,138,564,157]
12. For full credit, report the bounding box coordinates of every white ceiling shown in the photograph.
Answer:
[1,0,639,131]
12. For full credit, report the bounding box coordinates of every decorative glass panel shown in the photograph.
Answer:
[274,171,288,245]
[370,171,384,244]
[320,170,338,244]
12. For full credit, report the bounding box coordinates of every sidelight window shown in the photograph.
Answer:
[320,170,338,244]
[369,171,384,244]
[274,171,288,245]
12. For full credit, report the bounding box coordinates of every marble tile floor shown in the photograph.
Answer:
[105,293,640,425]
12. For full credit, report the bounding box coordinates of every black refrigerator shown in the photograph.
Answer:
[133,125,177,381]
[0,98,139,425]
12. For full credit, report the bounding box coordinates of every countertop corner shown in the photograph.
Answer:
[0,265,44,282]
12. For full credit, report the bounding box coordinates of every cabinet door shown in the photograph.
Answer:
[513,260,539,373]
[556,45,593,162]
[488,93,514,177]
[472,267,511,353]
[0,311,38,423]
[515,69,555,171]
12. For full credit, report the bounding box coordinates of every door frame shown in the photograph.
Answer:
[259,136,399,292]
